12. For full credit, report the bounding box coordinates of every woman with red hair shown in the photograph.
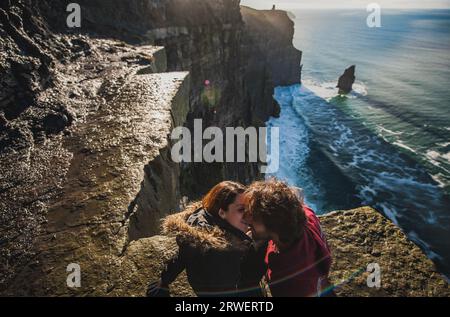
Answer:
[147,181,267,297]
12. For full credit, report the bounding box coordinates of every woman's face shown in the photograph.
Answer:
[219,194,249,233]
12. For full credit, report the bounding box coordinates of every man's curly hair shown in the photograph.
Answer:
[245,178,306,246]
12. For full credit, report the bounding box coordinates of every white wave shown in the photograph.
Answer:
[271,84,332,213]
[408,231,444,262]
[431,173,447,188]
[375,202,400,227]
[301,79,337,100]
[427,150,441,161]
[377,125,403,136]
[393,141,417,154]
[300,79,368,101]
[332,124,353,150]
[372,172,438,192]
[425,150,450,167]
[357,185,377,203]
[350,82,369,97]
[329,144,338,154]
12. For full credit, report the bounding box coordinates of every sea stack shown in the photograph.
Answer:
[337,65,356,94]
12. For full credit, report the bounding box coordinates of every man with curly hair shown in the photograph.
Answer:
[244,178,334,297]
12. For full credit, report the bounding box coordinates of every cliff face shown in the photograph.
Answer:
[0,0,302,295]
[1,34,191,294]
[241,6,302,86]
[58,0,303,200]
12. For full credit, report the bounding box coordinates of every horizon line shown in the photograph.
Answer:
[244,7,450,10]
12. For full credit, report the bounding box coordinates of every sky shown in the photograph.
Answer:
[240,0,450,10]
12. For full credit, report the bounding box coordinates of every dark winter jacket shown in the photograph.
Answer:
[155,202,267,297]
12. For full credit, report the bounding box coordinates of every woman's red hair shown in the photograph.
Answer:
[202,181,246,217]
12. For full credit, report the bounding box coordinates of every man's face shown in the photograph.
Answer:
[244,211,282,245]
[243,193,271,240]
[245,214,270,240]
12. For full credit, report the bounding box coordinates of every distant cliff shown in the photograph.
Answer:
[241,6,302,86]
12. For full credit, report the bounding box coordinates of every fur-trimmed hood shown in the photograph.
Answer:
[162,201,251,251]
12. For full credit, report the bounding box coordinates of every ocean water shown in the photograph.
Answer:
[266,9,450,277]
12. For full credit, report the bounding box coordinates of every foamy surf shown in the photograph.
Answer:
[393,141,417,154]
[301,79,368,101]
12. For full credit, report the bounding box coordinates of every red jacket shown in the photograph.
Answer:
[265,206,332,297]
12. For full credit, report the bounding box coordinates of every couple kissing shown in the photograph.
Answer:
[147,178,334,297]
